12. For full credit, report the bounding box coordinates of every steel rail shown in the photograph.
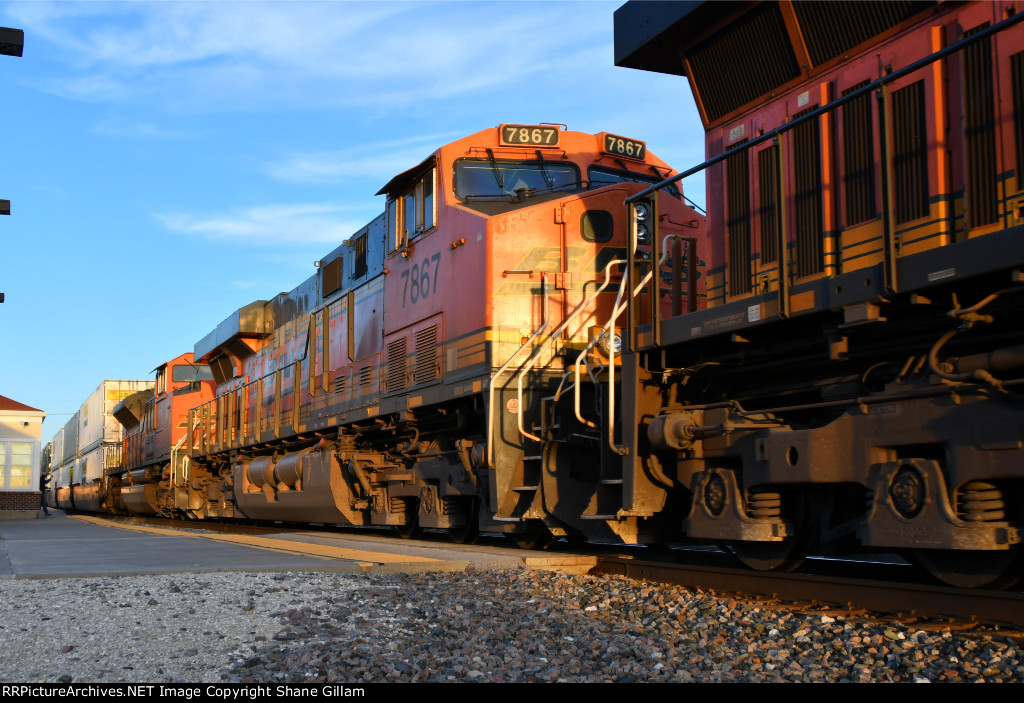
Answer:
[592,557,1024,628]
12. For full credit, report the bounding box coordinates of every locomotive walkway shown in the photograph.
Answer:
[0,512,591,579]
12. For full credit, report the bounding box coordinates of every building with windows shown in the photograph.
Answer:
[0,394,46,518]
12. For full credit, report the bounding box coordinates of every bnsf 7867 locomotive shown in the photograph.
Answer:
[62,124,708,547]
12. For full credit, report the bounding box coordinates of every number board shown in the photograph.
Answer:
[601,133,646,160]
[500,125,560,147]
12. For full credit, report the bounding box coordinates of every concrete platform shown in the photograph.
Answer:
[0,511,597,580]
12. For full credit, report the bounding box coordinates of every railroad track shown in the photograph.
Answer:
[592,555,1024,631]
[83,512,1024,629]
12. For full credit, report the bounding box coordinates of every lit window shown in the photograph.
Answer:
[0,440,36,489]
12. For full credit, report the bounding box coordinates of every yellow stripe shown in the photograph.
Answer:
[71,515,438,565]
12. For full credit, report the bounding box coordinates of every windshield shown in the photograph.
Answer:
[588,166,681,199]
[172,364,214,384]
[454,158,580,200]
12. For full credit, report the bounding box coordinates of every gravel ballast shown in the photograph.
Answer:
[1,569,1021,683]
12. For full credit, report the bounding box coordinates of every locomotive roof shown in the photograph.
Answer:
[376,154,436,198]
[613,0,707,77]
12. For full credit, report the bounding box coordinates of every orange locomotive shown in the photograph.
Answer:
[111,125,707,547]
[111,353,215,515]
[613,1,1024,587]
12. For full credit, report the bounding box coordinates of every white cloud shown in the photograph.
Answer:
[267,131,459,184]
[154,202,375,245]
[92,117,207,139]
[6,1,615,111]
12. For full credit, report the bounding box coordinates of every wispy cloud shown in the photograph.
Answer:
[267,131,460,184]
[92,117,207,139]
[5,1,613,111]
[154,202,375,245]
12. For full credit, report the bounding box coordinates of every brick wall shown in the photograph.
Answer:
[0,491,42,510]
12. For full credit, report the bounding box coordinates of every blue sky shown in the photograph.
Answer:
[0,0,702,434]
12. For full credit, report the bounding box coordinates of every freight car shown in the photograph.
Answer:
[44,379,154,512]
[611,0,1024,587]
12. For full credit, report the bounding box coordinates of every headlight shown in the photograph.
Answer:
[600,330,622,357]
[633,201,652,243]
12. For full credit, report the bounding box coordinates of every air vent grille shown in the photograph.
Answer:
[793,1,935,67]
[414,325,437,384]
[793,106,824,277]
[387,338,407,391]
[688,3,799,123]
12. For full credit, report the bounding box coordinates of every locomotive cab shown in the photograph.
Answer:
[114,353,216,516]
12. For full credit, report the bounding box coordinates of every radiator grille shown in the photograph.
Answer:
[892,80,929,224]
[414,325,437,384]
[387,338,407,392]
[727,142,751,295]
[688,3,799,123]
[841,80,876,226]
[321,256,342,296]
[793,107,824,277]
[793,1,935,67]
[333,374,346,394]
[352,233,368,279]
[963,23,997,227]
[757,146,779,264]
[359,366,372,387]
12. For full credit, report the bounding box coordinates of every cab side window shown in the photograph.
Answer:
[393,168,436,251]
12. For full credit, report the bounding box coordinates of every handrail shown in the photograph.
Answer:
[549,258,628,404]
[565,233,694,434]
[169,424,193,489]
[512,274,551,443]
[514,260,626,442]
[609,234,693,454]
[487,273,548,468]
[188,279,365,450]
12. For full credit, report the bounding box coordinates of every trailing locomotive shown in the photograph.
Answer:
[612,0,1024,587]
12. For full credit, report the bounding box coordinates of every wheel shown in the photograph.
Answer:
[507,523,551,550]
[913,546,1024,589]
[447,498,479,544]
[447,519,479,544]
[394,521,421,539]
[728,537,807,572]
[394,499,421,539]
[727,486,814,573]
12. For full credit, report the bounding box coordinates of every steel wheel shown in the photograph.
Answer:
[447,498,479,544]
[394,499,421,539]
[447,519,479,544]
[727,536,808,572]
[728,487,813,572]
[913,546,1024,589]
[507,523,551,550]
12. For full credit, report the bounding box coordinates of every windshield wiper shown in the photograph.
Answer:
[485,148,505,191]
[463,193,518,203]
[513,180,586,200]
[535,150,554,189]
